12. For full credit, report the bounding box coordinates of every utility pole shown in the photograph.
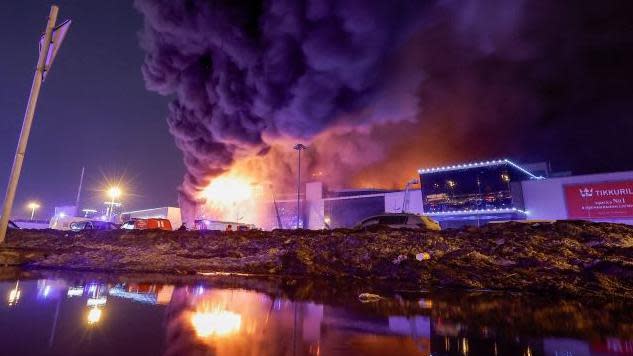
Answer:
[293,144,307,229]
[0,6,70,243]
[401,179,419,213]
[74,166,85,214]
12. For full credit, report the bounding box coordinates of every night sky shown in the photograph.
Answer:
[1,1,633,219]
[0,1,182,219]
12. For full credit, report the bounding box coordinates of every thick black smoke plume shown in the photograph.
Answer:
[135,0,427,214]
[137,0,633,223]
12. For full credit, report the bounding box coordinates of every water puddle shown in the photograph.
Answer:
[0,270,631,355]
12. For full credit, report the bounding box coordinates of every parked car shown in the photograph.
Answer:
[50,216,91,231]
[356,213,441,231]
[69,220,119,232]
[120,218,172,231]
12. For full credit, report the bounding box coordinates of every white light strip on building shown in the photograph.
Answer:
[417,158,544,179]
[424,207,528,216]
[504,159,544,179]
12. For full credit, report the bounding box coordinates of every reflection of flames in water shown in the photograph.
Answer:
[191,309,241,337]
[164,287,432,356]
[199,173,262,224]
[165,288,280,356]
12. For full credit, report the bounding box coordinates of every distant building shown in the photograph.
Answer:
[186,159,633,230]
[522,170,633,225]
[54,205,77,218]
[415,159,542,228]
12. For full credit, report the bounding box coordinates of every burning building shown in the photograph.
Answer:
[182,159,633,230]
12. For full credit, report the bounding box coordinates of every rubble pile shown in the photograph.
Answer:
[0,221,631,299]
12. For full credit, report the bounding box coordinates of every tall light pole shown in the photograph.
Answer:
[27,202,40,221]
[293,144,307,229]
[106,187,122,221]
[0,6,70,243]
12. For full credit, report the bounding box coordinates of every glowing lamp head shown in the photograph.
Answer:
[107,187,122,199]
[27,202,40,210]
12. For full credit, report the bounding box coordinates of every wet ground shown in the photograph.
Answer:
[0,269,631,355]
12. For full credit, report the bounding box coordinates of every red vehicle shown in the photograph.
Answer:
[121,218,172,231]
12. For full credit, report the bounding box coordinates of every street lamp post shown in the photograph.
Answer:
[27,202,40,221]
[293,144,307,229]
[0,6,70,243]
[106,187,121,221]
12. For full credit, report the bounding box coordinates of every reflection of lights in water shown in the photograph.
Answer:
[87,297,107,307]
[67,286,84,297]
[461,338,469,355]
[191,310,242,337]
[87,307,103,325]
[8,283,21,306]
[88,284,98,294]
[43,285,51,297]
[418,298,432,309]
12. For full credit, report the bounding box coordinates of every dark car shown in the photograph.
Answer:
[355,213,441,231]
[69,220,119,232]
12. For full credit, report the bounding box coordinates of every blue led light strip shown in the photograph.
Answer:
[417,158,544,179]
[424,207,528,216]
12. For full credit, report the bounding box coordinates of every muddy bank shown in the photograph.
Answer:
[0,221,631,299]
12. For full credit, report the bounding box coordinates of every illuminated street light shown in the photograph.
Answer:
[27,202,40,220]
[106,186,122,220]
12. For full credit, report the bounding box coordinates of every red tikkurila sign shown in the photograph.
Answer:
[564,180,633,219]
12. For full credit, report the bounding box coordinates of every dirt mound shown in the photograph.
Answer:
[1,220,631,299]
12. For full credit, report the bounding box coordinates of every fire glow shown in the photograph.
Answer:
[202,175,253,204]
[200,174,259,224]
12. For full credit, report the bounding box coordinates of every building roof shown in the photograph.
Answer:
[418,158,543,179]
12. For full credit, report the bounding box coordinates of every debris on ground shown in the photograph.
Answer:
[0,220,631,299]
[358,293,384,303]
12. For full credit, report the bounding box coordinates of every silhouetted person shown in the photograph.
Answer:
[177,223,187,232]
[225,224,233,232]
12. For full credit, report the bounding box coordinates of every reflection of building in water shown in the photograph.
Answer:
[431,318,543,356]
[108,283,175,305]
[3,279,632,355]
[163,288,431,356]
